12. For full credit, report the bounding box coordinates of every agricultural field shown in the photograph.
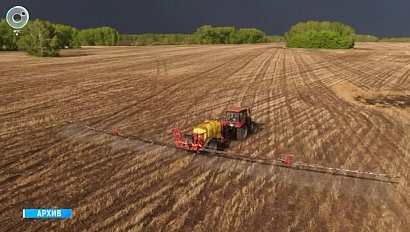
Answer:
[1,43,409,231]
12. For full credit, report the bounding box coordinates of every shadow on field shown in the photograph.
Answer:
[58,49,94,57]
[353,47,373,51]
[58,123,398,202]
[58,53,92,58]
[356,95,410,108]
[187,153,397,200]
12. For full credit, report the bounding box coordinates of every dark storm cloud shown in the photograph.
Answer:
[1,0,409,37]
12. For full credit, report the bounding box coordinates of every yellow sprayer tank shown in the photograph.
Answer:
[192,120,223,141]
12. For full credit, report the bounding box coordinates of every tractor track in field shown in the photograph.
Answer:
[88,47,270,129]
[296,51,404,171]
[295,53,382,167]
[0,46,249,116]
[321,52,410,91]
[125,47,270,134]
[94,47,272,140]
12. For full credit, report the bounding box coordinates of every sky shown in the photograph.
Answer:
[1,0,409,37]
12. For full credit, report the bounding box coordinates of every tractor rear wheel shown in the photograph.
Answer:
[236,125,248,141]
[207,139,218,150]
[250,122,258,134]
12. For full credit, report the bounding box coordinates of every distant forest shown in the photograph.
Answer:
[0,19,408,57]
[120,26,282,46]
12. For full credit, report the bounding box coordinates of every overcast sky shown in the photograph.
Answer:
[1,0,409,37]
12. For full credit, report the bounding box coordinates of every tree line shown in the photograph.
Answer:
[194,26,266,44]
[379,37,410,42]
[355,34,379,42]
[120,34,196,46]
[0,19,119,56]
[1,18,409,56]
[121,26,272,46]
[354,35,410,42]
[352,34,410,42]
[0,19,278,56]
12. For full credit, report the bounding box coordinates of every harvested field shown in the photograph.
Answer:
[1,43,410,231]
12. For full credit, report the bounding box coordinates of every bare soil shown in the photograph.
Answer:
[1,43,409,231]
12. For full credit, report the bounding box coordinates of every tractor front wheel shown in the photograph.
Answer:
[236,125,248,141]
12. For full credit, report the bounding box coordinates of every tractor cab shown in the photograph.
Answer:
[222,107,257,140]
[225,107,251,124]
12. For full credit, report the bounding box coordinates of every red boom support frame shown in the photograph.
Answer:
[172,128,205,152]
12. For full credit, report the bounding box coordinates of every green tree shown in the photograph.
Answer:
[74,29,95,46]
[266,35,284,42]
[17,20,60,57]
[285,21,356,49]
[55,24,78,48]
[74,27,119,46]
[194,25,266,44]
[0,19,18,50]
[128,34,197,46]
[234,28,266,44]
[195,25,218,44]
[214,27,236,44]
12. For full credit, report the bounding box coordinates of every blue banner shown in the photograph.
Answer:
[23,209,72,219]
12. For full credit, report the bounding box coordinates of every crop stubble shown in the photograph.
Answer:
[1,43,409,231]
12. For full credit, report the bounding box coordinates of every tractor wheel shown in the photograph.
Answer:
[207,139,218,151]
[236,125,248,141]
[250,122,258,134]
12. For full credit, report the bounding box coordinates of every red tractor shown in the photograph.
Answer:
[220,107,258,141]
[172,107,257,152]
